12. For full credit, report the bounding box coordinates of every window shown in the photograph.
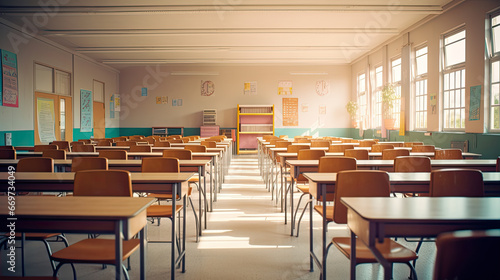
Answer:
[93,80,105,102]
[442,29,466,130]
[357,73,367,123]
[373,66,383,128]
[35,63,71,96]
[414,46,428,130]
[391,57,402,127]
[489,12,500,131]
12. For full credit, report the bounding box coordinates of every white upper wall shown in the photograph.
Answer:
[118,65,351,129]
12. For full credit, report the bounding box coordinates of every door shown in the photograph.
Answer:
[34,92,73,145]
[93,101,105,139]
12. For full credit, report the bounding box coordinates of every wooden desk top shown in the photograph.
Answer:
[342,197,500,224]
[286,159,494,168]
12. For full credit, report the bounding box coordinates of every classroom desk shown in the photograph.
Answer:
[0,172,191,280]
[0,196,154,280]
[342,197,500,280]
[302,173,500,280]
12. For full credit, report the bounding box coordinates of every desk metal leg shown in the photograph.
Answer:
[350,231,356,280]
[115,221,123,280]
[171,183,177,280]
[140,226,147,280]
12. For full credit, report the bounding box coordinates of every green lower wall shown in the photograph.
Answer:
[0,130,35,146]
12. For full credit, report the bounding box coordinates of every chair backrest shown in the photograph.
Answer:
[0,146,14,150]
[70,141,84,148]
[381,149,410,160]
[333,170,390,224]
[42,149,67,160]
[51,141,70,151]
[154,141,171,147]
[497,157,500,172]
[181,137,190,143]
[112,137,128,142]
[310,140,330,148]
[168,135,181,140]
[74,170,132,196]
[98,150,128,160]
[429,169,484,197]
[433,229,500,280]
[78,139,92,144]
[144,138,156,144]
[97,139,113,146]
[359,140,376,147]
[71,157,108,172]
[34,144,58,152]
[286,144,310,153]
[344,149,369,160]
[142,157,179,173]
[0,149,16,159]
[168,139,184,143]
[72,144,96,152]
[403,142,424,147]
[394,156,431,172]
[200,141,217,148]
[129,135,144,140]
[185,145,207,152]
[329,144,354,153]
[163,149,192,160]
[269,138,280,146]
[297,139,311,143]
[318,156,357,173]
[412,145,435,152]
[371,144,395,152]
[17,157,54,172]
[297,149,326,160]
[275,141,292,148]
[263,135,278,142]
[129,145,152,152]
[116,141,137,147]
[434,149,463,160]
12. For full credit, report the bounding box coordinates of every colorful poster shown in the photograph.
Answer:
[283,98,298,126]
[201,80,215,96]
[114,94,120,111]
[156,96,162,104]
[244,81,257,95]
[80,89,93,132]
[278,80,292,95]
[37,98,56,143]
[141,87,148,96]
[162,96,168,104]
[1,50,19,107]
[469,85,481,121]
[110,94,115,119]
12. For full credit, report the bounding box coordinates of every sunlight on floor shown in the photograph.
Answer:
[197,236,294,249]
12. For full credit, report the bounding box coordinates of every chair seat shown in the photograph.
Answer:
[313,205,334,222]
[147,205,183,218]
[10,232,62,240]
[332,237,418,264]
[2,277,59,280]
[51,238,140,264]
[150,193,174,200]
[297,185,309,194]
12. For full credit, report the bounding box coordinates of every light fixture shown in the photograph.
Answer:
[289,72,328,75]
[170,72,219,76]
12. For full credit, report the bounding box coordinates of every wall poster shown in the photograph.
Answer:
[282,97,298,126]
[37,97,56,143]
[278,80,292,95]
[1,50,19,107]
[244,81,257,95]
[469,85,481,121]
[80,89,93,132]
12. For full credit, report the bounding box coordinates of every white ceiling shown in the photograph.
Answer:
[0,0,458,69]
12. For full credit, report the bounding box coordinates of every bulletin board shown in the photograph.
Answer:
[282,97,298,126]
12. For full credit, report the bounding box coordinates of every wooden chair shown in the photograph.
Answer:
[208,137,222,143]
[344,149,369,160]
[99,150,128,160]
[394,156,431,172]
[116,141,137,147]
[324,170,418,279]
[371,144,395,152]
[129,145,152,152]
[433,229,500,280]
[311,140,330,148]
[434,149,462,159]
[328,144,354,153]
[163,149,193,159]
[403,142,423,147]
[412,145,435,152]
[50,170,140,279]
[286,144,310,153]
[185,145,207,152]
[359,140,376,147]
[295,156,357,237]
[96,139,113,146]
[129,135,144,140]
[77,139,91,144]
[141,157,197,241]
[51,141,70,152]
[381,149,410,160]
[181,137,191,143]
[144,138,156,144]
[42,149,66,160]
[497,157,500,172]
[17,157,54,172]
[168,139,184,143]
[70,141,84,149]
[200,141,216,148]
[74,144,96,152]
[0,145,14,150]
[112,137,127,142]
[297,139,311,143]
[34,145,58,152]
[275,141,291,148]
[154,141,171,147]
[71,157,108,172]
[0,149,16,159]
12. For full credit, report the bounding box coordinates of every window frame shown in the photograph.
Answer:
[357,72,367,123]
[372,65,383,129]
[488,10,500,132]
[413,45,428,131]
[390,56,402,128]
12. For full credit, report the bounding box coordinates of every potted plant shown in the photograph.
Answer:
[381,83,399,129]
[346,100,359,128]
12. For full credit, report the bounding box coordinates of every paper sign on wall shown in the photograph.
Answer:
[283,98,298,126]
[80,89,93,132]
[278,81,292,95]
[469,85,481,121]
[1,50,19,107]
[37,97,56,143]
[244,81,257,95]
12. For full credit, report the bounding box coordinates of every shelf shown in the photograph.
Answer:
[239,131,274,134]
[237,104,274,154]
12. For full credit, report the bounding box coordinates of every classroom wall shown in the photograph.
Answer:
[0,20,120,145]
[118,65,351,137]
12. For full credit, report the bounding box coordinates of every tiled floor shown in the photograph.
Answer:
[1,154,436,279]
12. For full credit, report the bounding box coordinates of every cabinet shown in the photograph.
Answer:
[203,109,217,125]
[152,127,184,137]
[237,104,274,154]
[200,125,219,137]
